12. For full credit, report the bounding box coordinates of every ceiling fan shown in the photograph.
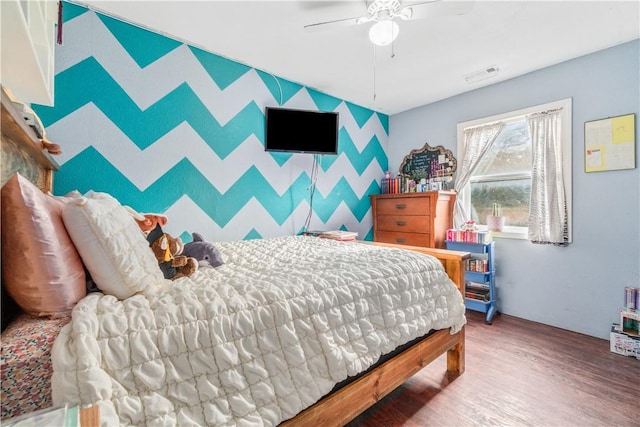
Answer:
[304,0,474,46]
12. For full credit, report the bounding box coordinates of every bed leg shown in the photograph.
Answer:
[446,326,465,376]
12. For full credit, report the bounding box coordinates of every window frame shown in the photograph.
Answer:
[456,98,572,240]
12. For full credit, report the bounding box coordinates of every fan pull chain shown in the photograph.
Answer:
[373,45,377,101]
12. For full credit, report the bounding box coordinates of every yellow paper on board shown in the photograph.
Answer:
[612,114,634,144]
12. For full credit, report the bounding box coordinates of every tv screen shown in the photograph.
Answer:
[265,107,339,154]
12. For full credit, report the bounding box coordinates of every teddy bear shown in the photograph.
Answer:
[182,233,224,268]
[146,223,198,280]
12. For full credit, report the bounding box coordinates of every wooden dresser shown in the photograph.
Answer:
[370,191,456,249]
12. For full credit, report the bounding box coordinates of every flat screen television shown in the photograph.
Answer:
[265,107,339,154]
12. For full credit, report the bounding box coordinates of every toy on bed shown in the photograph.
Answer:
[182,232,224,268]
[133,212,169,237]
[146,224,198,280]
[125,208,197,280]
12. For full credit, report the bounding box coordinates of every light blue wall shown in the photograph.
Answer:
[34,3,389,243]
[390,40,640,339]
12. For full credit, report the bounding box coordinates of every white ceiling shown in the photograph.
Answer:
[76,0,639,115]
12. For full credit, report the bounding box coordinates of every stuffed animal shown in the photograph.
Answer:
[136,213,168,236]
[182,233,224,268]
[147,224,198,280]
[124,206,169,237]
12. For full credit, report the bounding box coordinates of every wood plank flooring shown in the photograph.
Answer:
[348,311,639,427]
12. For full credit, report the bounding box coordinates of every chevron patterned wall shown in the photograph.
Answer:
[33,3,389,243]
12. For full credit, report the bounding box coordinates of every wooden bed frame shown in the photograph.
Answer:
[2,85,469,426]
[283,242,469,426]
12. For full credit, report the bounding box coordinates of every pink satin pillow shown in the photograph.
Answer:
[1,173,86,317]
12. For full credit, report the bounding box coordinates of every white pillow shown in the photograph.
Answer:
[62,191,165,299]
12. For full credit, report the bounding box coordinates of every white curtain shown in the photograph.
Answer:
[454,122,506,228]
[526,108,568,246]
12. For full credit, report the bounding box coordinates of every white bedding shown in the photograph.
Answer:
[51,236,465,426]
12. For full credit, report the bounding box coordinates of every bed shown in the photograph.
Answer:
[1,86,468,426]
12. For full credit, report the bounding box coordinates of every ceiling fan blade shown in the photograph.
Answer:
[401,0,475,20]
[304,15,371,32]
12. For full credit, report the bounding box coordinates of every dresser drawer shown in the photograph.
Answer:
[377,215,431,233]
[376,197,431,216]
[375,231,431,247]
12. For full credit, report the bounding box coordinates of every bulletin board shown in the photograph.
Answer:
[585,113,636,172]
[399,143,456,182]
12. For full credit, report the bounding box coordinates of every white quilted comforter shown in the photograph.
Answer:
[52,236,465,426]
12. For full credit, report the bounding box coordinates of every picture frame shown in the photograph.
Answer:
[584,113,636,172]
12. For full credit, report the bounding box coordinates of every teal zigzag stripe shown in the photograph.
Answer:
[319,129,388,174]
[256,71,304,106]
[308,89,343,113]
[55,148,379,226]
[346,102,376,128]
[59,2,389,133]
[345,103,389,134]
[33,57,388,167]
[33,58,264,158]
[62,1,89,23]
[377,113,389,135]
[311,178,380,223]
[244,229,263,240]
[98,14,183,68]
[190,46,253,91]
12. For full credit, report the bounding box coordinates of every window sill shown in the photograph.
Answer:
[478,225,528,240]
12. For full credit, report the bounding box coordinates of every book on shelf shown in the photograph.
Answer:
[317,230,358,241]
[381,176,416,194]
[446,229,492,244]
[466,280,489,290]
[465,288,490,301]
[466,258,489,273]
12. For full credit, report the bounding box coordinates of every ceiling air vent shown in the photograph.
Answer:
[464,65,499,84]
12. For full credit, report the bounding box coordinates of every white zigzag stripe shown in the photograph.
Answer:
[315,156,384,198]
[163,195,311,242]
[57,11,389,144]
[162,196,372,244]
[46,104,385,196]
[323,201,374,236]
[337,103,389,153]
[57,12,276,125]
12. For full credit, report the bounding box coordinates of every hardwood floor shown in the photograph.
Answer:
[348,311,639,427]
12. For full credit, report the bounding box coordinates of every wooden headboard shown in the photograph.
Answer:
[1,85,60,330]
[1,85,59,191]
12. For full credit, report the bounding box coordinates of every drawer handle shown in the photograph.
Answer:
[396,238,406,244]
[396,220,406,226]
[395,203,407,210]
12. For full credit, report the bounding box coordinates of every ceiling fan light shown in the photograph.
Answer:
[369,20,399,46]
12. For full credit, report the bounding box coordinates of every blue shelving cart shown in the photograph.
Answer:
[446,241,497,324]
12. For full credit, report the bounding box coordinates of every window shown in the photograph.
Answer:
[471,119,531,228]
[456,99,572,241]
